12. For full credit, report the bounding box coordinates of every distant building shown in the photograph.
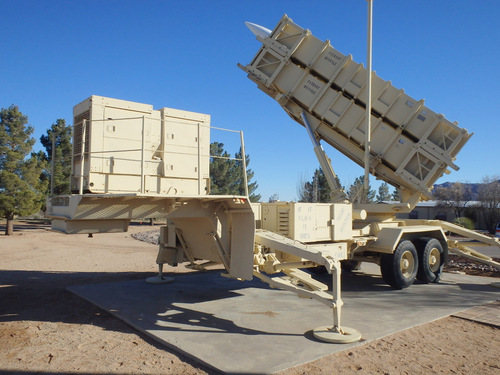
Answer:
[396,201,499,231]
[396,201,448,221]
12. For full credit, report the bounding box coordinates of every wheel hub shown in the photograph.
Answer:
[400,250,415,278]
[429,247,441,272]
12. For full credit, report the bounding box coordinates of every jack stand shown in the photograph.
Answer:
[313,259,361,343]
[146,263,174,284]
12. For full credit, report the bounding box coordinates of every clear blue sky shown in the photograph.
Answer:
[1,0,499,201]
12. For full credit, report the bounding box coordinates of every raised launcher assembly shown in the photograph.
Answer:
[239,15,472,209]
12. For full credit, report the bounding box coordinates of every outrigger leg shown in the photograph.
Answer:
[313,259,361,343]
[146,262,174,284]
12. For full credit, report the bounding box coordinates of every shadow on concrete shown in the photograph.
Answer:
[63,266,500,374]
[68,270,309,339]
[3,265,496,327]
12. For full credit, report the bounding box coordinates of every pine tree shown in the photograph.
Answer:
[347,176,375,204]
[0,105,47,235]
[234,147,261,202]
[209,142,260,202]
[298,168,332,203]
[391,188,400,202]
[210,142,236,195]
[40,119,73,195]
[376,182,392,202]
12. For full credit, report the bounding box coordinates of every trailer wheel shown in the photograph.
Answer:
[380,240,418,290]
[416,238,445,283]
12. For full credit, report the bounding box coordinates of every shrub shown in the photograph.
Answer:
[454,217,475,230]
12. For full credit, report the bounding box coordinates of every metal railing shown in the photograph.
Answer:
[70,116,249,197]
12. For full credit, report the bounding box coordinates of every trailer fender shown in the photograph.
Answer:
[367,225,447,254]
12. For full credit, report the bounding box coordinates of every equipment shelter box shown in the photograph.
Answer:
[261,202,353,242]
[72,95,211,195]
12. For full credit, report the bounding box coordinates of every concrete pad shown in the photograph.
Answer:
[68,266,499,374]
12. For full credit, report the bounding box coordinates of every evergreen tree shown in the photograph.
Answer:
[298,168,332,203]
[0,105,47,235]
[376,182,392,202]
[209,142,260,202]
[234,147,261,202]
[210,142,236,195]
[392,188,401,202]
[347,176,375,204]
[40,119,73,195]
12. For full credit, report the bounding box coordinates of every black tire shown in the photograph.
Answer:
[416,238,445,283]
[380,240,418,290]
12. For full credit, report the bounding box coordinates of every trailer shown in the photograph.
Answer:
[47,15,500,344]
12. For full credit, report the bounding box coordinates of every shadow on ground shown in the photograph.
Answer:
[0,269,221,375]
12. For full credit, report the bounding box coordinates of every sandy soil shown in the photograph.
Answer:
[1,222,499,375]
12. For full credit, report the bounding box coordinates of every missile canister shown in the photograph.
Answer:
[239,15,472,199]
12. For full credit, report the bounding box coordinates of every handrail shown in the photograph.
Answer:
[79,119,86,195]
[71,116,250,197]
[140,116,145,194]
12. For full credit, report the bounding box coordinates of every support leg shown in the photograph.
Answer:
[313,259,361,343]
[146,263,174,284]
[146,225,177,284]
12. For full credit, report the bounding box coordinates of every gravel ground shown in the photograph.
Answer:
[132,229,160,245]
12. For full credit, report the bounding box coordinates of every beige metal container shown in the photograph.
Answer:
[261,202,353,242]
[71,96,210,195]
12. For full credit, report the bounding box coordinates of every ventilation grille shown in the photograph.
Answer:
[73,110,91,160]
[277,208,290,236]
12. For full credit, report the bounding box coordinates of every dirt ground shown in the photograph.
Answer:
[1,221,499,375]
